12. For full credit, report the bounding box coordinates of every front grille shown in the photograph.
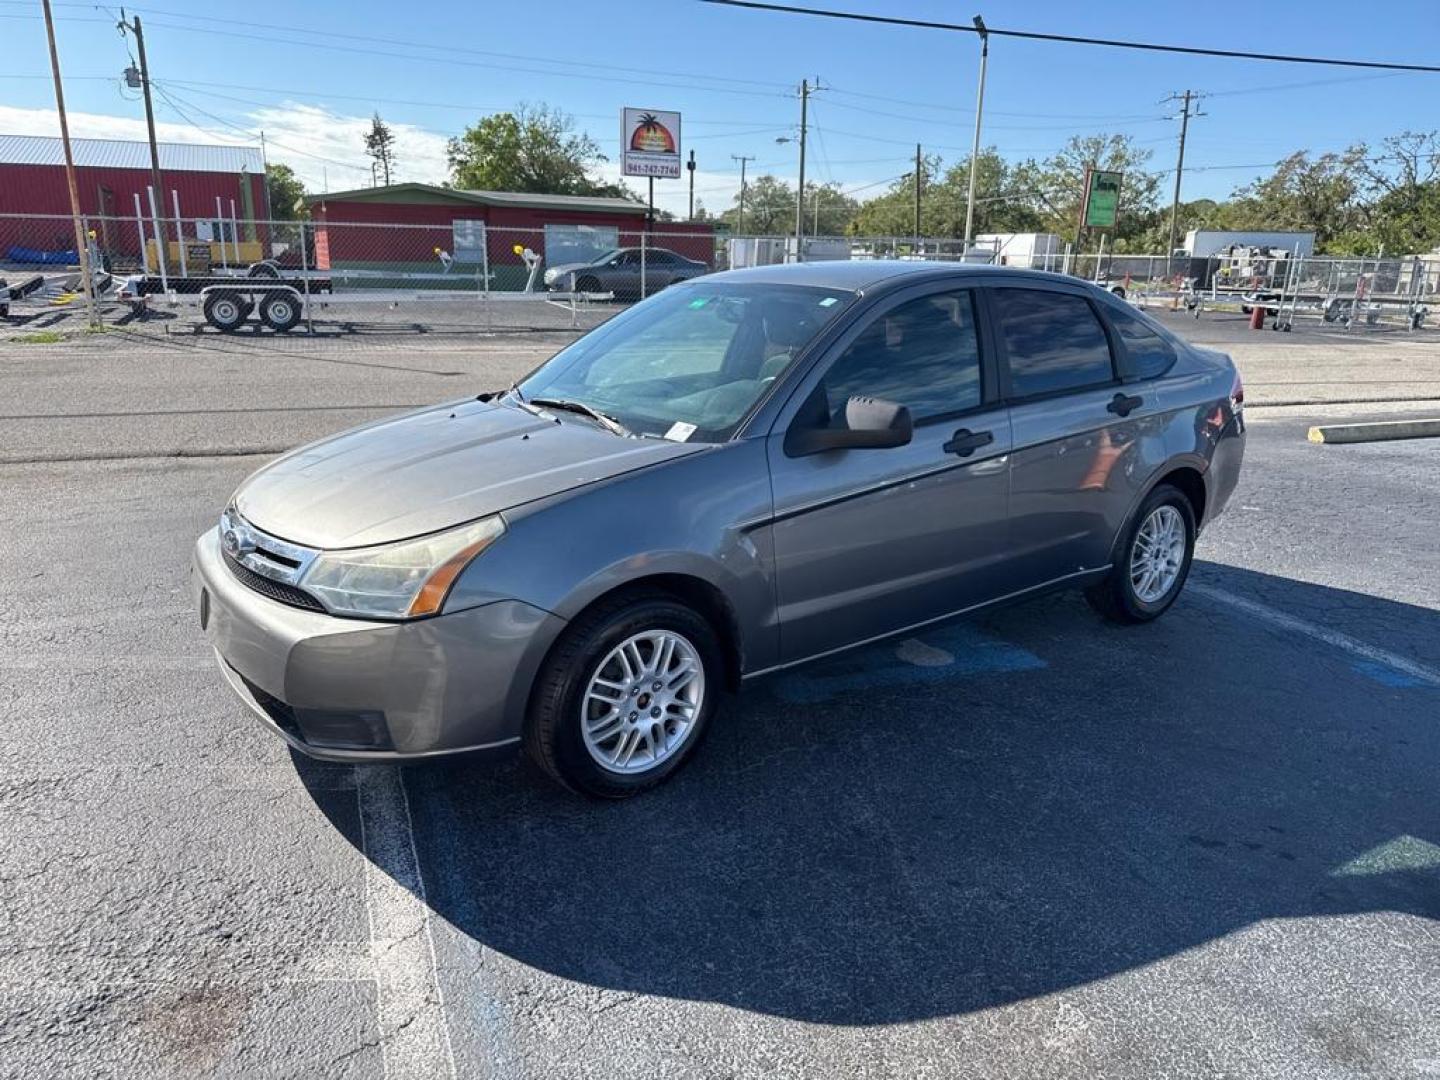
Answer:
[223,549,326,612]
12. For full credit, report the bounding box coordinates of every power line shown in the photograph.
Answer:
[72,2,798,91]
[152,82,371,173]
[820,96,1173,130]
[157,79,786,128]
[698,0,1440,73]
[0,7,795,101]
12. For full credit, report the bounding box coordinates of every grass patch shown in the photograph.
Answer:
[13,331,65,345]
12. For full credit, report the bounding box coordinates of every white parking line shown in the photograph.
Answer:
[1189,582,1440,688]
[355,765,457,1080]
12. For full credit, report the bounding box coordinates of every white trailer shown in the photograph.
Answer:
[1183,230,1315,259]
[975,233,1065,270]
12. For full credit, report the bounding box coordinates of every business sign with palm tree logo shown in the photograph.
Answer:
[622,108,682,178]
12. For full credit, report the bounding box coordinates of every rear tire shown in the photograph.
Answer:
[259,292,302,332]
[525,592,722,798]
[1085,483,1197,624]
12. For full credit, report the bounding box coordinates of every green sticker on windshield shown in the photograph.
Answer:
[688,297,710,309]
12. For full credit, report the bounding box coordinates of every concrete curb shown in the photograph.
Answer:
[1308,419,1440,444]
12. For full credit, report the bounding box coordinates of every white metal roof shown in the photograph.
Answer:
[0,134,264,174]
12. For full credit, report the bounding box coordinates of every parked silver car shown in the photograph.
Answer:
[193,262,1245,796]
[543,246,708,298]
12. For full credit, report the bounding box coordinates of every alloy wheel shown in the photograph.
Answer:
[1130,504,1186,603]
[580,630,704,774]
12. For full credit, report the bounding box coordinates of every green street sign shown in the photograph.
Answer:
[1083,169,1123,229]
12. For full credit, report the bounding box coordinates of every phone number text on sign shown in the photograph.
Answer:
[623,159,681,178]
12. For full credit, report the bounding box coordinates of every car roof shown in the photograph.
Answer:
[700,259,1080,294]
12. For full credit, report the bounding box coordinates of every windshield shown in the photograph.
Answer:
[516,282,855,442]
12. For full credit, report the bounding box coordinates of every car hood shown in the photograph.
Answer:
[234,398,704,549]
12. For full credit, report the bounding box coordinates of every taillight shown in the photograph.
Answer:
[1230,370,1244,411]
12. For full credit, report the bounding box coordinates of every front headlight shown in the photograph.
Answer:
[300,516,505,619]
[543,269,559,284]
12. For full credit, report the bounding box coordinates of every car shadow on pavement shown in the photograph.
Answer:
[303,562,1440,1024]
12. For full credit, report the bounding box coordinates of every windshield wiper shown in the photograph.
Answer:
[529,397,630,437]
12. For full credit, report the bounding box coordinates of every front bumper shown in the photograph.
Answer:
[192,527,566,761]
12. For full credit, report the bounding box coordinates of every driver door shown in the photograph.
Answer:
[765,285,1014,663]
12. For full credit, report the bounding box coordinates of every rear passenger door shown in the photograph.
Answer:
[990,283,1169,584]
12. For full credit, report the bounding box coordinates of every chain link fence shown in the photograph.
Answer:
[4,211,1437,336]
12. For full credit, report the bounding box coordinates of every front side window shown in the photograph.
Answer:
[994,288,1114,398]
[1104,302,1177,379]
[821,291,982,420]
[518,283,854,441]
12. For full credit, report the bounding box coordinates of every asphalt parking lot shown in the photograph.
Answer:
[1,309,1438,1078]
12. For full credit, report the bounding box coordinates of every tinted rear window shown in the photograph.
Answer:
[1103,302,1177,379]
[994,288,1114,398]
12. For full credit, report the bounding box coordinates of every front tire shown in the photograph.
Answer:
[1086,484,1196,624]
[203,291,247,332]
[525,593,722,797]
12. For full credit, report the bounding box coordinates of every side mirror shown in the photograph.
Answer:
[786,395,913,457]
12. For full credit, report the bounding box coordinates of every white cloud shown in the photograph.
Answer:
[247,103,450,191]
[0,102,447,194]
[0,103,249,147]
[0,103,879,220]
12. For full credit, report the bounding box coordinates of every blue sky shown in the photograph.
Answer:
[3,0,1437,216]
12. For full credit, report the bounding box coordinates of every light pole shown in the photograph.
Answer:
[963,14,989,248]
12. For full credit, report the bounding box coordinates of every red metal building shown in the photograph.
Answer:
[307,183,714,289]
[0,134,266,260]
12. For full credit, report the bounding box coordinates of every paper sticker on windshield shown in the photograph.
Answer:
[687,297,710,309]
[819,296,839,307]
[664,421,698,442]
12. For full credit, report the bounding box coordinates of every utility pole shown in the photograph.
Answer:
[1164,90,1203,275]
[41,0,98,327]
[963,15,989,248]
[732,154,754,234]
[1072,162,1095,276]
[914,143,923,251]
[793,78,815,258]
[258,129,273,221]
[687,149,696,220]
[118,11,166,265]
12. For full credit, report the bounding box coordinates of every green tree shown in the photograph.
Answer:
[718,174,796,234]
[1351,131,1440,254]
[363,112,397,185]
[804,181,860,236]
[264,162,307,220]
[849,155,944,236]
[447,104,627,197]
[850,150,1047,238]
[1222,149,1367,251]
[1014,134,1163,251]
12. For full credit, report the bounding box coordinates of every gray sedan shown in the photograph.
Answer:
[543,246,708,298]
[193,261,1245,797]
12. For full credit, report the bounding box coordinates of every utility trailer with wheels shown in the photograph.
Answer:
[115,268,332,332]
[115,255,612,333]
[201,286,304,332]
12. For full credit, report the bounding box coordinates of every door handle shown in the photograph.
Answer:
[942,428,994,457]
[1107,392,1143,417]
